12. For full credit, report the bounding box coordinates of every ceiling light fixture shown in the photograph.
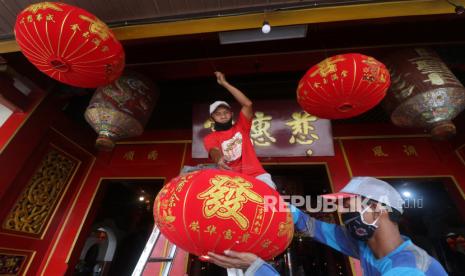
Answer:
[402,191,412,198]
[261,21,271,34]
[219,24,307,44]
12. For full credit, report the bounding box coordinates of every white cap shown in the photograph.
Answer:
[322,177,404,213]
[209,101,231,115]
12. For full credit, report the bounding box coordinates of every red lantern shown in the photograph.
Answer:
[14,2,125,88]
[297,53,390,119]
[154,169,293,260]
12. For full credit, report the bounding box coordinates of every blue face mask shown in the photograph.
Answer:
[342,206,380,241]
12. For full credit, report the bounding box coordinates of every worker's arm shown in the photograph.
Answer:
[209,148,231,170]
[215,71,253,120]
[206,251,280,276]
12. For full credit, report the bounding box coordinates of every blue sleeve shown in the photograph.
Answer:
[382,267,425,276]
[245,258,279,276]
[291,207,360,259]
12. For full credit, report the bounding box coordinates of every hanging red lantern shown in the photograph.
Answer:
[154,169,294,260]
[297,53,390,119]
[14,2,125,88]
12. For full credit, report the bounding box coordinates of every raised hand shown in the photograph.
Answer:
[214,71,227,86]
[217,156,232,170]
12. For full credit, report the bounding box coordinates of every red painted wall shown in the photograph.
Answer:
[0,89,96,275]
[1,90,465,276]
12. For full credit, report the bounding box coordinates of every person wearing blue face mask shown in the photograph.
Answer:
[207,177,448,276]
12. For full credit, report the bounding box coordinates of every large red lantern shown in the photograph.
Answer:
[14,2,125,88]
[297,53,390,119]
[154,169,294,260]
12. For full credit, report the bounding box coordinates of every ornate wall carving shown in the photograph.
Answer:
[2,147,78,236]
[0,252,26,275]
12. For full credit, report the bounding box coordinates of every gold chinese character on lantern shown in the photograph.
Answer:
[157,196,176,227]
[189,221,200,232]
[223,229,234,240]
[147,150,158,160]
[278,213,294,240]
[70,23,80,32]
[204,225,217,235]
[261,239,272,248]
[403,145,418,157]
[251,111,276,146]
[168,193,179,208]
[123,150,135,160]
[26,2,63,13]
[45,14,55,22]
[310,56,345,78]
[372,146,388,157]
[197,175,263,230]
[92,38,101,46]
[79,15,111,41]
[240,233,250,243]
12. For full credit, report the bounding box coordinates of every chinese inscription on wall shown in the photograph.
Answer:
[192,100,334,158]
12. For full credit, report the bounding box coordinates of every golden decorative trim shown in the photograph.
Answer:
[0,40,19,53]
[64,176,166,264]
[338,140,353,178]
[2,144,81,238]
[0,247,36,276]
[0,93,46,154]
[456,143,465,167]
[43,156,96,273]
[114,134,432,146]
[37,144,82,239]
[334,134,431,140]
[116,140,192,145]
[2,0,464,53]
[23,250,36,276]
[91,0,465,38]
[40,127,97,273]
